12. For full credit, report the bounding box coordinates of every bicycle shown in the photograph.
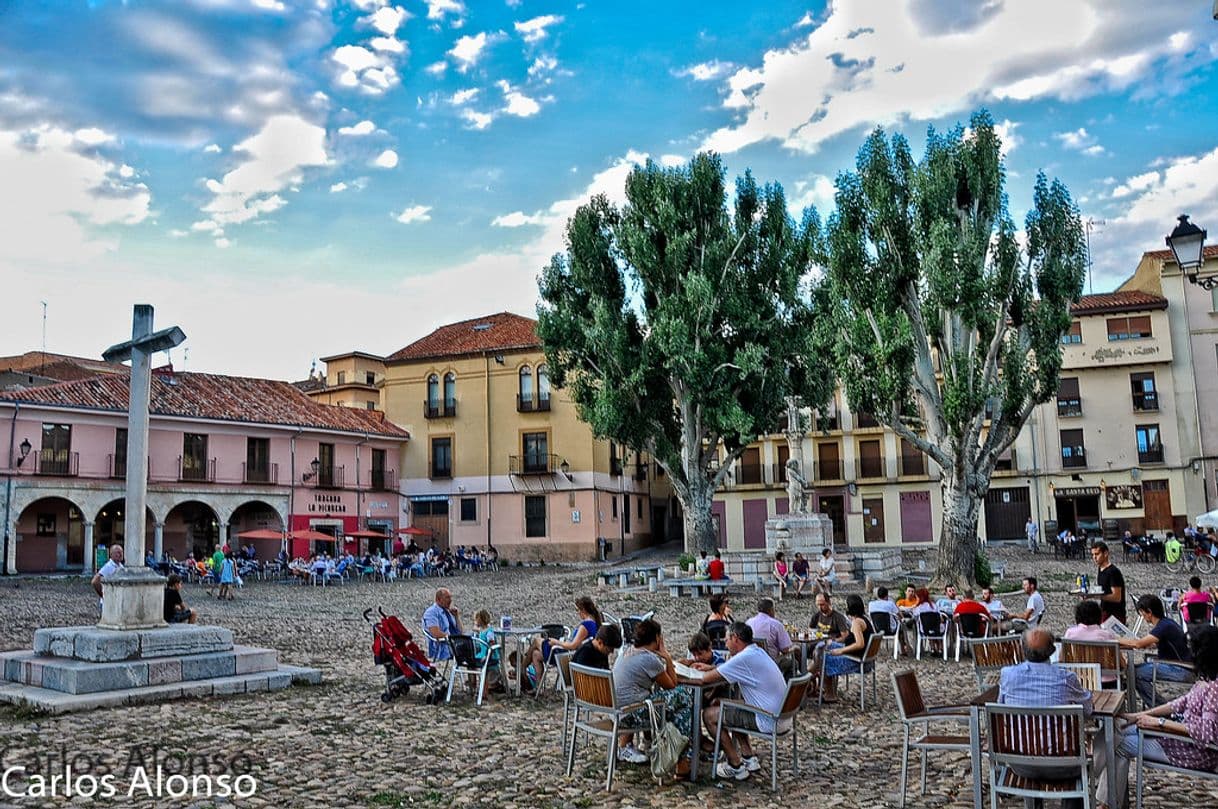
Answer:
[1165,544,1216,575]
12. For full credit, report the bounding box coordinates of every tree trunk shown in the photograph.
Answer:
[933,474,982,588]
[681,479,719,554]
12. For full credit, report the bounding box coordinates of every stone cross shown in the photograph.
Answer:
[103,305,186,567]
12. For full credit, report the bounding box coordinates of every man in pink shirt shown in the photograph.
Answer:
[746,597,795,676]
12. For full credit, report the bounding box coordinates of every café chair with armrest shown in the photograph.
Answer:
[712,673,812,792]
[445,634,492,707]
[1059,638,1126,699]
[1147,653,1196,707]
[533,623,571,699]
[1135,724,1218,809]
[565,663,655,792]
[819,633,883,710]
[915,611,949,661]
[983,704,1091,808]
[954,613,990,662]
[1181,600,1213,626]
[869,611,903,660]
[1056,662,1102,693]
[553,651,576,758]
[969,635,1024,688]
[890,670,971,809]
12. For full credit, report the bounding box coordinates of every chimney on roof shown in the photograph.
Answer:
[152,363,175,381]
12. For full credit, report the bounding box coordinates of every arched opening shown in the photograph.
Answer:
[443,372,456,408]
[426,374,440,406]
[230,500,285,561]
[518,365,533,408]
[537,364,551,407]
[94,499,157,564]
[164,500,221,562]
[15,497,85,573]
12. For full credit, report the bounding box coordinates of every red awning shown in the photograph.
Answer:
[397,526,431,536]
[345,530,390,538]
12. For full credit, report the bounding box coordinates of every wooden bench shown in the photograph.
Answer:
[666,578,732,598]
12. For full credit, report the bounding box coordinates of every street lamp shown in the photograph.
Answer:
[16,438,31,467]
[1166,214,1213,288]
[559,458,572,481]
[303,457,320,482]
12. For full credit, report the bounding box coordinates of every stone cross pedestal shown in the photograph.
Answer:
[99,304,186,631]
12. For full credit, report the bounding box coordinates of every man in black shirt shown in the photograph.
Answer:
[1121,594,1192,707]
[1090,541,1126,624]
[571,624,622,670]
[163,574,197,624]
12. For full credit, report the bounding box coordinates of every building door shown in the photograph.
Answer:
[710,501,726,548]
[651,504,667,543]
[1143,480,1172,529]
[623,494,631,535]
[816,494,846,545]
[899,491,933,543]
[862,497,886,543]
[817,443,842,480]
[984,486,1031,541]
[1055,497,1077,534]
[411,499,450,549]
[742,499,768,549]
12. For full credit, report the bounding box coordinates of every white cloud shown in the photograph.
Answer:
[338,119,377,136]
[449,31,500,72]
[331,44,400,95]
[499,81,541,117]
[701,1,1207,155]
[370,36,406,54]
[194,114,327,229]
[0,124,151,267]
[796,11,816,27]
[677,60,733,81]
[1082,144,1106,157]
[118,164,135,178]
[1112,170,1160,199]
[203,143,222,153]
[372,149,399,168]
[528,55,558,78]
[214,237,232,248]
[491,210,546,227]
[450,88,480,105]
[426,0,465,21]
[369,6,409,35]
[658,154,685,168]
[168,229,189,238]
[425,60,448,76]
[73,127,115,146]
[251,0,285,10]
[394,204,432,224]
[461,109,494,130]
[1055,128,1092,149]
[789,173,835,214]
[330,182,348,193]
[514,15,563,43]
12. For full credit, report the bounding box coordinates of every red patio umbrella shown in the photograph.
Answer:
[288,529,339,542]
[345,530,390,538]
[397,526,431,536]
[236,529,286,540]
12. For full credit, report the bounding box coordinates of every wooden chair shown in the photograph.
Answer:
[1056,662,1102,692]
[969,636,1024,687]
[1059,638,1125,699]
[565,663,651,792]
[819,633,884,710]
[553,652,576,757]
[713,673,812,791]
[984,704,1091,807]
[1135,725,1218,808]
[890,670,971,808]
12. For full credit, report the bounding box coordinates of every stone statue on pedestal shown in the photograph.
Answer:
[785,458,809,515]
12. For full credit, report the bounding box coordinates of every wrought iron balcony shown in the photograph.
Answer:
[423,399,457,419]
[34,450,78,477]
[243,462,279,485]
[178,456,216,483]
[510,453,558,475]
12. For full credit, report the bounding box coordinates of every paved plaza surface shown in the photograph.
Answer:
[1,546,1217,808]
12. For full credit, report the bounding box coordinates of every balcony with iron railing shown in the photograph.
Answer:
[369,468,396,491]
[242,462,279,485]
[510,453,558,475]
[107,453,126,480]
[734,462,765,486]
[34,450,79,477]
[1132,391,1159,412]
[423,399,457,419]
[517,394,552,412]
[897,453,927,478]
[304,465,344,488]
[178,456,216,483]
[1057,398,1083,418]
[1138,444,1165,465]
[772,462,789,484]
[1061,448,1087,469]
[815,459,844,482]
[993,450,1019,476]
[855,457,887,480]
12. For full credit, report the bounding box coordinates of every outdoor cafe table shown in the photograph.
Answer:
[676,674,715,782]
[966,684,1126,809]
[491,626,542,697]
[789,631,828,676]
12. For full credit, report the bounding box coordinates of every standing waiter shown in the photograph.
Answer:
[1088,540,1127,625]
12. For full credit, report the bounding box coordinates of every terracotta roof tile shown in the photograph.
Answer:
[1141,244,1218,262]
[0,371,409,439]
[387,311,541,363]
[0,351,123,381]
[1070,290,1168,316]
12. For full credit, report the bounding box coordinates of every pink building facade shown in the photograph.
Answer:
[0,370,408,574]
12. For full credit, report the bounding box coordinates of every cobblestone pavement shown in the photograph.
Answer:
[1,546,1216,808]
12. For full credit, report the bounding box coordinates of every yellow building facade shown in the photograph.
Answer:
[304,351,386,411]
[380,312,668,562]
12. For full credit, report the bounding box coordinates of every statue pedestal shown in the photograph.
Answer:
[98,567,169,630]
[765,513,834,555]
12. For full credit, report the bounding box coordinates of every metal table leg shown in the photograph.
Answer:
[969,704,984,809]
[688,685,704,782]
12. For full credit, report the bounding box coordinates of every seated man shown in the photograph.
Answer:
[979,586,1011,633]
[811,593,851,642]
[572,624,623,670]
[695,622,787,781]
[1121,594,1193,708]
[707,551,726,581]
[999,628,1093,809]
[1011,577,1045,631]
[422,588,462,662]
[935,584,960,613]
[695,550,710,578]
[790,553,811,598]
[869,586,910,655]
[745,597,795,676]
[163,574,197,624]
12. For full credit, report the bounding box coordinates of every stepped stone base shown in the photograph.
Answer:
[0,624,321,714]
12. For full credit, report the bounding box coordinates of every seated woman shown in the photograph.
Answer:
[1062,599,1121,685]
[772,552,790,597]
[612,619,693,767]
[1096,625,1218,809]
[810,594,873,702]
[814,548,839,596]
[524,596,602,689]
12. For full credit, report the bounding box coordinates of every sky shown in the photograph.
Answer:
[2,0,1217,380]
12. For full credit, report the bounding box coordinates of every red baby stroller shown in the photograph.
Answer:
[363,607,446,704]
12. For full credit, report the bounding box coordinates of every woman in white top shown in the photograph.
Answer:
[815,548,838,596]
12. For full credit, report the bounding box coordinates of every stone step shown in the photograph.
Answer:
[0,645,278,695]
[0,665,321,715]
[33,625,234,662]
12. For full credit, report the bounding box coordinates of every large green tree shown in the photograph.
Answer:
[822,111,1086,586]
[537,153,834,553]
